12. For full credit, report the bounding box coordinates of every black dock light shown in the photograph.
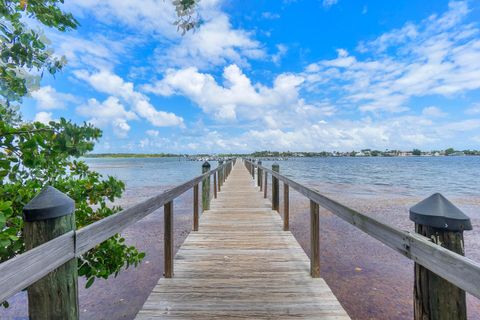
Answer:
[409,193,472,231]
[22,186,79,319]
[23,186,75,222]
[409,193,471,320]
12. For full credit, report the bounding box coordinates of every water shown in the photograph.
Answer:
[84,156,480,198]
[84,157,219,188]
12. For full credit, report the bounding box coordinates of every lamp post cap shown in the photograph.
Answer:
[409,193,472,231]
[23,186,75,222]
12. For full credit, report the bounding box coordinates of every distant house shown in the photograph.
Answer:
[448,151,465,156]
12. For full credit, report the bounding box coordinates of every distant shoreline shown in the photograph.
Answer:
[84,153,183,159]
[84,153,479,159]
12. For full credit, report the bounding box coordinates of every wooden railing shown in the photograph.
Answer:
[244,159,479,319]
[0,159,235,319]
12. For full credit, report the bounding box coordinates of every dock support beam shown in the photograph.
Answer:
[264,172,268,199]
[410,194,472,320]
[218,160,224,191]
[257,161,262,190]
[202,161,211,211]
[23,187,79,320]
[164,201,173,278]
[213,171,217,199]
[272,164,279,212]
[284,184,289,231]
[310,200,320,278]
[193,184,199,231]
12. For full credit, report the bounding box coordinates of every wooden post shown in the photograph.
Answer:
[193,184,199,231]
[284,184,289,231]
[272,164,279,212]
[218,160,224,191]
[264,173,268,199]
[310,200,320,278]
[23,186,79,320]
[410,193,472,320]
[252,160,255,179]
[213,171,217,199]
[164,201,173,278]
[202,161,211,211]
[257,160,262,190]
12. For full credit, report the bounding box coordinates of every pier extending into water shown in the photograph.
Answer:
[137,160,348,319]
[0,158,479,319]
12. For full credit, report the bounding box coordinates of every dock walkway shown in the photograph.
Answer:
[136,161,349,319]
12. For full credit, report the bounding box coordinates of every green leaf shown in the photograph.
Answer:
[85,277,95,288]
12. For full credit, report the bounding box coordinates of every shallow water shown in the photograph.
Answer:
[2,156,479,319]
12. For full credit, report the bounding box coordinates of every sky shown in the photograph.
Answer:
[21,0,480,153]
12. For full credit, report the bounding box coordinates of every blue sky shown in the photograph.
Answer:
[22,0,480,153]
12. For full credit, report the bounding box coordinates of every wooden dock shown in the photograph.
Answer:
[136,161,350,319]
[3,158,478,320]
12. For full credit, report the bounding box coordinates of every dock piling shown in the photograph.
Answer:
[410,193,472,320]
[164,201,173,278]
[23,186,79,320]
[272,164,279,211]
[310,200,320,278]
[257,160,262,189]
[193,184,199,231]
[202,161,211,211]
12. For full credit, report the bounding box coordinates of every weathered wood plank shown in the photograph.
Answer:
[0,231,75,302]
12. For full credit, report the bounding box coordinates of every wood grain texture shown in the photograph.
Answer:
[164,201,173,278]
[414,224,467,320]
[310,200,320,278]
[284,183,289,231]
[213,172,217,199]
[249,160,480,299]
[24,210,78,320]
[0,232,75,303]
[136,161,349,319]
[193,184,199,232]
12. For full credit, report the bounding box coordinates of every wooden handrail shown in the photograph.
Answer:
[245,159,480,300]
[0,160,234,304]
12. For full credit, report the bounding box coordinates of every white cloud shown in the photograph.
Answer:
[31,86,76,110]
[272,44,288,65]
[466,103,480,115]
[66,0,180,39]
[144,64,312,126]
[156,14,265,70]
[77,97,138,138]
[34,111,53,124]
[304,1,480,114]
[74,69,184,127]
[262,12,281,20]
[146,130,160,137]
[322,0,338,9]
[422,106,447,117]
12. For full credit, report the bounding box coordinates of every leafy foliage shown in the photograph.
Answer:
[1,0,79,102]
[0,113,145,290]
[173,0,201,34]
[0,0,201,305]
[0,0,183,304]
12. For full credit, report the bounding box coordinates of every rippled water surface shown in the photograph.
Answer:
[85,156,480,197]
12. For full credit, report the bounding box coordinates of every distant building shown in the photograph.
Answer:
[448,151,465,156]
